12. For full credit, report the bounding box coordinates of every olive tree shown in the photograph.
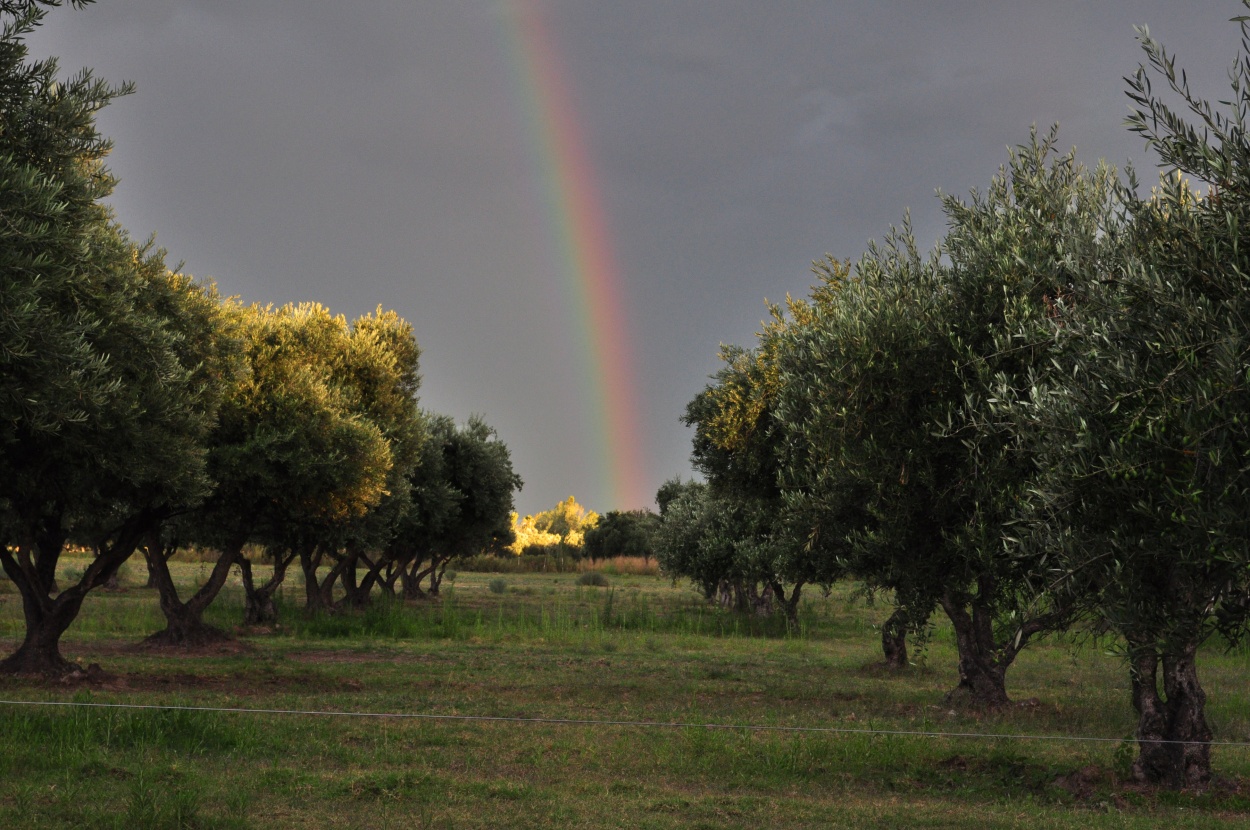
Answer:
[178,303,393,627]
[387,414,522,598]
[655,478,705,517]
[775,133,1115,704]
[295,307,424,612]
[654,486,803,620]
[676,325,850,627]
[582,509,660,563]
[0,2,237,674]
[1004,18,1250,786]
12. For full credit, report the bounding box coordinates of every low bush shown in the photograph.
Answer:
[576,571,610,587]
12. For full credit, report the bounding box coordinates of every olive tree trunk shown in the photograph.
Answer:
[299,544,333,613]
[0,586,86,676]
[238,546,297,626]
[1129,640,1212,789]
[142,532,242,646]
[881,608,909,669]
[377,554,408,599]
[402,553,439,600]
[336,547,379,609]
[938,579,1066,708]
[942,592,1011,707]
[429,555,455,596]
[767,579,804,628]
[0,515,150,676]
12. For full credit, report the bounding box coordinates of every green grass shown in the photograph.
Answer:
[0,557,1248,827]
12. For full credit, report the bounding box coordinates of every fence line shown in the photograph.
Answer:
[2,698,1248,747]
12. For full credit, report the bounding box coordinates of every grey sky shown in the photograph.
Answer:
[26,1,1246,515]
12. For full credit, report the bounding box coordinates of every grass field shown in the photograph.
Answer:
[1,555,1248,828]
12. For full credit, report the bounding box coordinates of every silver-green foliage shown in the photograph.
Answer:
[1000,13,1250,787]
[0,2,239,673]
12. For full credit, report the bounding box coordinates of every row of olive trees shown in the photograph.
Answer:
[657,18,1250,789]
[140,303,521,647]
[0,2,522,672]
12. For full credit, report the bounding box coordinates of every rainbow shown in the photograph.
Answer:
[496,0,647,510]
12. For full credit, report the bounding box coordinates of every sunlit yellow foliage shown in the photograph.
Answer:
[225,303,394,524]
[507,496,599,555]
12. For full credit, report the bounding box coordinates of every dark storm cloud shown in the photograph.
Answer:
[25,1,1248,513]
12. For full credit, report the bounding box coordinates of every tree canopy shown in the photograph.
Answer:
[677,15,1250,785]
[0,3,244,673]
[582,509,660,562]
[0,1,522,669]
[509,496,598,557]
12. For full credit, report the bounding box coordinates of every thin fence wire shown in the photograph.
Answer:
[2,698,1248,748]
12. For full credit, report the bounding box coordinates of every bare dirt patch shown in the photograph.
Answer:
[282,649,440,665]
[128,638,256,657]
[97,668,364,696]
[50,639,253,660]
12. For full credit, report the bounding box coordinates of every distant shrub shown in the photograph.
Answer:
[576,571,610,587]
[522,541,582,561]
[488,578,508,594]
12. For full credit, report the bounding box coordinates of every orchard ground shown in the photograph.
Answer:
[1,554,1248,829]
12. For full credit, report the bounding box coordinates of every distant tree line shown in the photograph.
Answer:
[509,495,600,558]
[507,495,661,565]
[0,3,521,670]
[652,17,1250,789]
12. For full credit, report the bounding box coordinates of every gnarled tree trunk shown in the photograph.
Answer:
[402,552,439,600]
[399,558,427,600]
[940,589,1012,708]
[356,552,386,602]
[142,531,242,646]
[1129,640,1212,789]
[298,544,359,613]
[429,555,454,596]
[377,553,407,599]
[881,607,909,669]
[337,546,380,609]
[768,579,804,628]
[299,543,333,613]
[0,589,86,676]
[238,545,297,626]
[938,578,1066,708]
[1,513,151,676]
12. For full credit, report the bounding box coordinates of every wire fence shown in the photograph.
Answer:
[3,697,1248,748]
